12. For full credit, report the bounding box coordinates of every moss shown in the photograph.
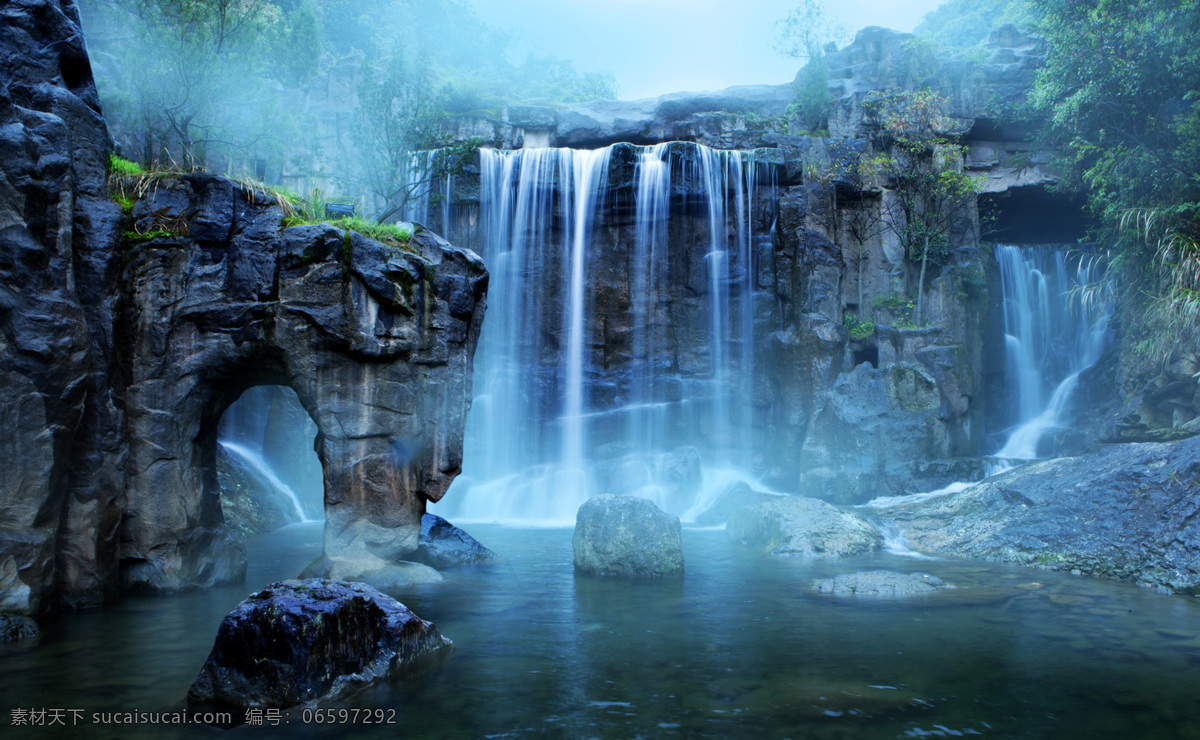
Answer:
[123,229,174,244]
[286,215,414,252]
[108,153,144,177]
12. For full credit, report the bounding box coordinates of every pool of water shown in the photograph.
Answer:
[5,522,1200,738]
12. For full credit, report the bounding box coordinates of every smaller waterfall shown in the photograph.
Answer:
[992,245,1112,468]
[218,440,313,522]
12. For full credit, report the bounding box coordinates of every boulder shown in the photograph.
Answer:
[411,514,495,569]
[0,613,39,643]
[694,481,778,525]
[187,579,450,708]
[880,437,1200,594]
[811,570,956,596]
[573,495,684,577]
[727,496,882,557]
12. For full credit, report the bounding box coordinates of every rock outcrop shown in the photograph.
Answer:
[811,570,956,596]
[573,495,684,577]
[0,0,487,615]
[727,496,882,558]
[187,579,450,708]
[880,436,1200,594]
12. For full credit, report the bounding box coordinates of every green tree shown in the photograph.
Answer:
[773,1,849,132]
[864,90,979,325]
[914,0,1034,53]
[1028,0,1200,367]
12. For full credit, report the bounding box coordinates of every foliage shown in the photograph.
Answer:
[872,293,921,328]
[914,0,1034,53]
[863,90,979,324]
[1028,0,1200,370]
[842,313,876,341]
[773,1,847,132]
[772,0,848,65]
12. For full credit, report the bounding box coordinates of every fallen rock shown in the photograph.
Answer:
[728,497,882,557]
[812,570,956,596]
[693,481,778,525]
[0,613,39,642]
[187,579,450,708]
[411,514,495,569]
[573,495,684,577]
[879,437,1200,594]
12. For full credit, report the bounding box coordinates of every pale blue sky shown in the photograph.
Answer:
[467,0,947,99]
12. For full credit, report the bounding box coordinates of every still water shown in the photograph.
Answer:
[5,522,1200,739]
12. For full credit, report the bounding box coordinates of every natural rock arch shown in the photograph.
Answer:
[118,175,488,592]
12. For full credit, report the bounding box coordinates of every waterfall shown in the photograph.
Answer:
[992,245,1112,468]
[218,440,313,522]
[436,143,776,523]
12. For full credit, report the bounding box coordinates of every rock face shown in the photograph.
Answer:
[187,579,450,708]
[811,570,956,596]
[573,495,684,577]
[0,0,124,614]
[411,514,495,569]
[880,437,1200,594]
[0,0,487,614]
[727,497,882,558]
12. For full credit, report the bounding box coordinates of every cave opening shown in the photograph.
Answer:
[215,385,325,537]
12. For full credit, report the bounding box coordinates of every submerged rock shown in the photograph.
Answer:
[812,571,956,596]
[880,436,1200,594]
[299,558,443,595]
[694,481,778,525]
[187,579,450,708]
[0,613,39,643]
[727,497,882,558]
[411,514,496,569]
[573,495,684,577]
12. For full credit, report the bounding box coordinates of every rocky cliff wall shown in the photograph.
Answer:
[0,0,487,615]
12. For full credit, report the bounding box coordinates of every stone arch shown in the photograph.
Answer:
[117,176,487,592]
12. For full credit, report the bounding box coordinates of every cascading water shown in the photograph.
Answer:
[218,440,312,522]
[992,245,1111,468]
[432,142,778,523]
[217,385,324,522]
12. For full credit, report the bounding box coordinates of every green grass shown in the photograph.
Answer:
[108,153,144,176]
[843,313,876,341]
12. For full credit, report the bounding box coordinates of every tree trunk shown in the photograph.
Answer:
[915,233,929,326]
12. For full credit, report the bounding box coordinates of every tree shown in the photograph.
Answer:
[914,0,1034,53]
[864,90,979,325]
[1028,0,1200,367]
[80,0,310,169]
[773,1,849,133]
[350,48,477,224]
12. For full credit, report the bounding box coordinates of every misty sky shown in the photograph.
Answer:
[467,0,947,100]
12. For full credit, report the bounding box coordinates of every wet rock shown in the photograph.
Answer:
[0,613,39,642]
[727,496,882,558]
[811,570,956,596]
[880,436,1200,594]
[187,579,450,708]
[694,481,778,526]
[411,514,495,569]
[574,495,684,577]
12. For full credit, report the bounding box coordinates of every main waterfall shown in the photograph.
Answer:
[431,143,778,523]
